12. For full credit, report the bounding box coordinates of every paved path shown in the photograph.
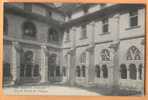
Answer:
[3,85,101,96]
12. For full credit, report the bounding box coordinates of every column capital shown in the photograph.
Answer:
[89,21,95,26]
[67,48,75,55]
[71,27,77,31]
[86,45,94,52]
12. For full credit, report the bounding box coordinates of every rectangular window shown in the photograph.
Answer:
[129,10,138,27]
[102,18,109,33]
[65,30,70,42]
[24,3,32,12]
[80,25,87,39]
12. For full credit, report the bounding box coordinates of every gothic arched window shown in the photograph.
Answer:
[102,64,108,78]
[82,65,86,77]
[138,64,143,80]
[48,28,59,41]
[127,46,141,60]
[76,66,81,77]
[129,63,137,80]
[120,64,127,79]
[80,52,86,64]
[22,20,37,37]
[101,49,110,61]
[95,65,100,78]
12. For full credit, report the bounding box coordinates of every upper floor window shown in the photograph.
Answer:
[129,10,138,27]
[24,3,32,12]
[102,18,109,33]
[48,28,59,42]
[101,49,111,61]
[4,16,8,35]
[80,24,87,39]
[65,29,70,42]
[22,20,37,37]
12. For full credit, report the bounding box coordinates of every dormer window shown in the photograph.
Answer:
[22,20,37,37]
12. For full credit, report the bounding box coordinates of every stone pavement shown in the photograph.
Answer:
[3,85,101,96]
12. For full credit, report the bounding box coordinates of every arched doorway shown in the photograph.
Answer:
[48,54,61,82]
[19,50,40,83]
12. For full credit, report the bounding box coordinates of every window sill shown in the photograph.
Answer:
[99,32,110,35]
[126,25,141,30]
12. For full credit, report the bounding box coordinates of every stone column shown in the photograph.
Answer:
[87,22,95,84]
[11,41,20,85]
[127,65,130,80]
[68,27,76,86]
[40,45,48,83]
[109,43,120,92]
[109,14,120,93]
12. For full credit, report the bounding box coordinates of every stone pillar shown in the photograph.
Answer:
[86,47,95,83]
[109,14,120,93]
[40,45,48,83]
[11,41,20,85]
[127,65,130,80]
[109,43,120,93]
[68,27,76,86]
[86,22,95,84]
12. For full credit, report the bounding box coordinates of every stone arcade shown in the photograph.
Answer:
[3,3,145,93]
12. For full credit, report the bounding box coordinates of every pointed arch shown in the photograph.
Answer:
[127,46,141,60]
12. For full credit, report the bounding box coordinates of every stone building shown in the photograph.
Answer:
[3,3,145,93]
